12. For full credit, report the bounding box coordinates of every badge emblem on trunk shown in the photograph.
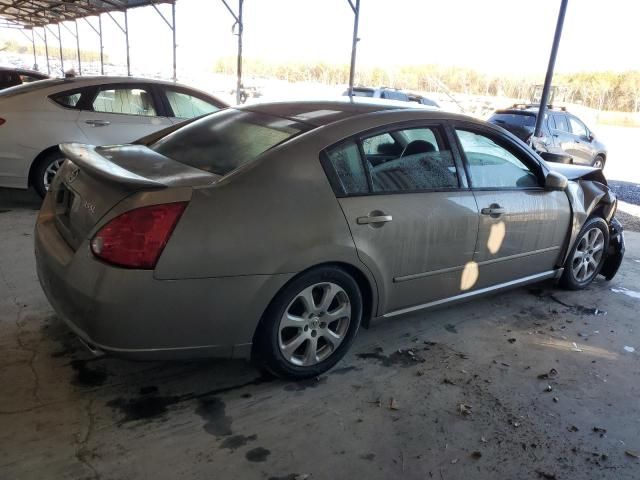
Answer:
[66,166,79,184]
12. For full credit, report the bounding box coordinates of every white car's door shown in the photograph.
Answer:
[76,83,172,145]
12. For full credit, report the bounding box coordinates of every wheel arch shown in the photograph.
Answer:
[28,145,61,187]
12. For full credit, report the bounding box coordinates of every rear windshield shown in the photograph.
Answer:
[351,89,374,97]
[490,113,536,127]
[151,108,310,175]
[0,78,67,98]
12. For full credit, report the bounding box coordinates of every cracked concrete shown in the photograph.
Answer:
[2,187,640,480]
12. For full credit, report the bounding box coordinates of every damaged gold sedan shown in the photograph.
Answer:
[35,101,624,379]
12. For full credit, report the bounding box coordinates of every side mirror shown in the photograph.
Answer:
[545,171,568,191]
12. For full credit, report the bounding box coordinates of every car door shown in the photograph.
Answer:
[323,123,479,315]
[159,86,224,123]
[549,113,575,155]
[452,123,571,289]
[76,83,173,145]
[567,115,595,164]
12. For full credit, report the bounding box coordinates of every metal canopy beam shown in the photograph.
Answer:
[221,0,243,104]
[83,15,105,75]
[149,0,177,81]
[347,0,360,97]
[534,0,569,139]
[106,10,130,75]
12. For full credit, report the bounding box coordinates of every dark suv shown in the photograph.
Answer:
[488,104,607,168]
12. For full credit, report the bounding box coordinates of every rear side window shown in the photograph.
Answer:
[92,87,157,116]
[151,108,309,175]
[324,141,368,196]
[51,90,83,108]
[552,114,569,132]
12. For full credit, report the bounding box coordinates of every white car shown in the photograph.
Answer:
[0,76,227,196]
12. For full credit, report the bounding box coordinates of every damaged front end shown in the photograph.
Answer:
[550,163,625,281]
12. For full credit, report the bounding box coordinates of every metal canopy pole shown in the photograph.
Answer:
[57,24,64,74]
[60,21,82,75]
[107,11,130,76]
[347,0,360,97]
[150,0,177,81]
[42,27,50,75]
[221,0,243,104]
[30,29,37,70]
[534,0,569,139]
[83,16,104,74]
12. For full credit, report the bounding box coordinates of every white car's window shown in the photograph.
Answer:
[92,87,157,116]
[456,129,539,189]
[166,90,219,118]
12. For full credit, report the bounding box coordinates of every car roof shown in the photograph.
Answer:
[241,98,441,127]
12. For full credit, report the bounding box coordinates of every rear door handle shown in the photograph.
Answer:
[85,120,111,127]
[357,214,393,225]
[481,204,506,217]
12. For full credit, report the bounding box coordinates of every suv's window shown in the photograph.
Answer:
[364,127,458,192]
[324,141,368,196]
[381,90,409,101]
[568,116,588,137]
[350,88,374,97]
[151,109,309,175]
[551,114,569,133]
[166,89,220,118]
[490,113,536,127]
[456,129,539,189]
[92,87,157,116]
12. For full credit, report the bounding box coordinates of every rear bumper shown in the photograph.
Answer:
[34,199,294,360]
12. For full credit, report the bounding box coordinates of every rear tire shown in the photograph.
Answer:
[560,216,609,290]
[32,151,65,198]
[591,155,605,169]
[253,266,362,379]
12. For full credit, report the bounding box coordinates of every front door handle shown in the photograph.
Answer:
[85,120,111,127]
[357,213,393,225]
[481,204,506,217]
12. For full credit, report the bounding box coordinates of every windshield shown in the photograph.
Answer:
[490,113,536,127]
[0,78,67,98]
[151,108,311,175]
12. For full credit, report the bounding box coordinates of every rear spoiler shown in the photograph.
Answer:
[60,143,165,189]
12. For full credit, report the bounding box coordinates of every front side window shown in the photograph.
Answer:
[152,108,309,175]
[166,90,220,118]
[365,127,458,192]
[92,87,157,116]
[456,129,539,189]
[568,117,588,137]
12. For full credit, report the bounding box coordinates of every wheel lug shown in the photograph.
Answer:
[304,325,309,332]
[311,330,317,338]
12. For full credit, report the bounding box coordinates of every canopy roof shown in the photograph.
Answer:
[0,0,172,28]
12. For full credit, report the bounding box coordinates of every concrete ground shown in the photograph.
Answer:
[2,188,640,480]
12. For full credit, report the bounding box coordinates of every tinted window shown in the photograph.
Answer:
[151,108,309,175]
[166,89,220,118]
[568,116,587,136]
[350,88,374,97]
[324,141,368,196]
[456,129,539,189]
[552,114,569,132]
[365,127,458,192]
[51,90,83,108]
[92,87,157,116]
[490,113,536,127]
[381,90,409,101]
[362,132,397,156]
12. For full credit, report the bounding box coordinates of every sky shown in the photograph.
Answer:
[2,0,640,78]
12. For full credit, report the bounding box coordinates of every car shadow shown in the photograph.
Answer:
[0,187,42,211]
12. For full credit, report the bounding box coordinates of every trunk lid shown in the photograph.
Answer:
[52,143,218,250]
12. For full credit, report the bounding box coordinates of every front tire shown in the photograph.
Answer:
[560,217,609,290]
[253,266,362,379]
[32,151,65,198]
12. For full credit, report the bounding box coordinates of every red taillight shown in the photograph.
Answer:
[0,118,5,126]
[90,202,188,269]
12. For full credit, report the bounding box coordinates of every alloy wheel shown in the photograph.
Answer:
[43,159,64,191]
[278,282,351,366]
[571,227,604,282]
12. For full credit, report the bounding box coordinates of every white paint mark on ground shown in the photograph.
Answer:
[611,287,640,300]
[624,346,635,353]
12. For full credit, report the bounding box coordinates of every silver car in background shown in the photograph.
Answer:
[35,100,624,379]
[0,76,226,196]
